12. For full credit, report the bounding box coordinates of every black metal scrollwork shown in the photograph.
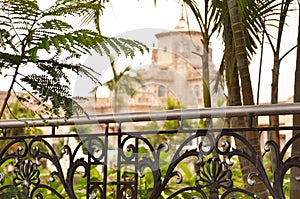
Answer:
[14,159,40,195]
[196,157,233,198]
[135,130,300,199]
[0,123,300,198]
[0,137,94,198]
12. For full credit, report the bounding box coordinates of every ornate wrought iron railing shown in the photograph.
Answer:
[0,103,300,198]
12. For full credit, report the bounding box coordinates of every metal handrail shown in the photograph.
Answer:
[0,103,300,128]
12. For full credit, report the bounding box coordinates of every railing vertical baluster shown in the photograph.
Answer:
[248,114,254,128]
[117,122,122,199]
[134,136,138,199]
[87,135,91,199]
[104,123,109,198]
[179,119,183,131]
[51,125,55,135]
[2,128,6,137]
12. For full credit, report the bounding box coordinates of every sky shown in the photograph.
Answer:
[1,0,299,104]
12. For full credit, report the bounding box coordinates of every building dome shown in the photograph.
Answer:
[173,5,188,31]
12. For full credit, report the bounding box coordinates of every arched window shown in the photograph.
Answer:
[158,85,165,97]
[194,85,200,97]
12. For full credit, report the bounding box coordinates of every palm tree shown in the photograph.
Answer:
[263,1,296,179]
[226,1,288,196]
[225,1,266,196]
[92,56,143,113]
[183,0,295,196]
[184,1,221,109]
[184,0,279,196]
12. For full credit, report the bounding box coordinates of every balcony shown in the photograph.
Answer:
[0,103,300,198]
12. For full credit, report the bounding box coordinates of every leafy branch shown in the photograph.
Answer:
[0,0,148,119]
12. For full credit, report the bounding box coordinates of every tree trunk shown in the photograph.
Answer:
[0,64,20,119]
[269,53,281,174]
[290,3,300,197]
[201,0,211,109]
[269,0,293,178]
[227,0,254,105]
[200,0,212,129]
[202,37,213,130]
[202,39,211,108]
[224,23,259,196]
[226,0,267,197]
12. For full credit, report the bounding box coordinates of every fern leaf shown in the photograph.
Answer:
[96,37,149,58]
[21,74,88,118]
[39,19,73,32]
[44,1,104,18]
[41,36,50,52]
[51,37,61,53]
[29,46,38,62]
[103,37,121,56]
[95,38,110,56]
[0,52,23,65]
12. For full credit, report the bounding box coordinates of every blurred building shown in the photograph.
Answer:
[91,12,218,115]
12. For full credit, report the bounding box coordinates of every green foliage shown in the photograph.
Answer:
[0,0,148,119]
[2,99,44,136]
[161,97,183,130]
[139,97,198,147]
[139,122,159,131]
[22,74,86,118]
[0,187,29,199]
[3,96,35,119]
